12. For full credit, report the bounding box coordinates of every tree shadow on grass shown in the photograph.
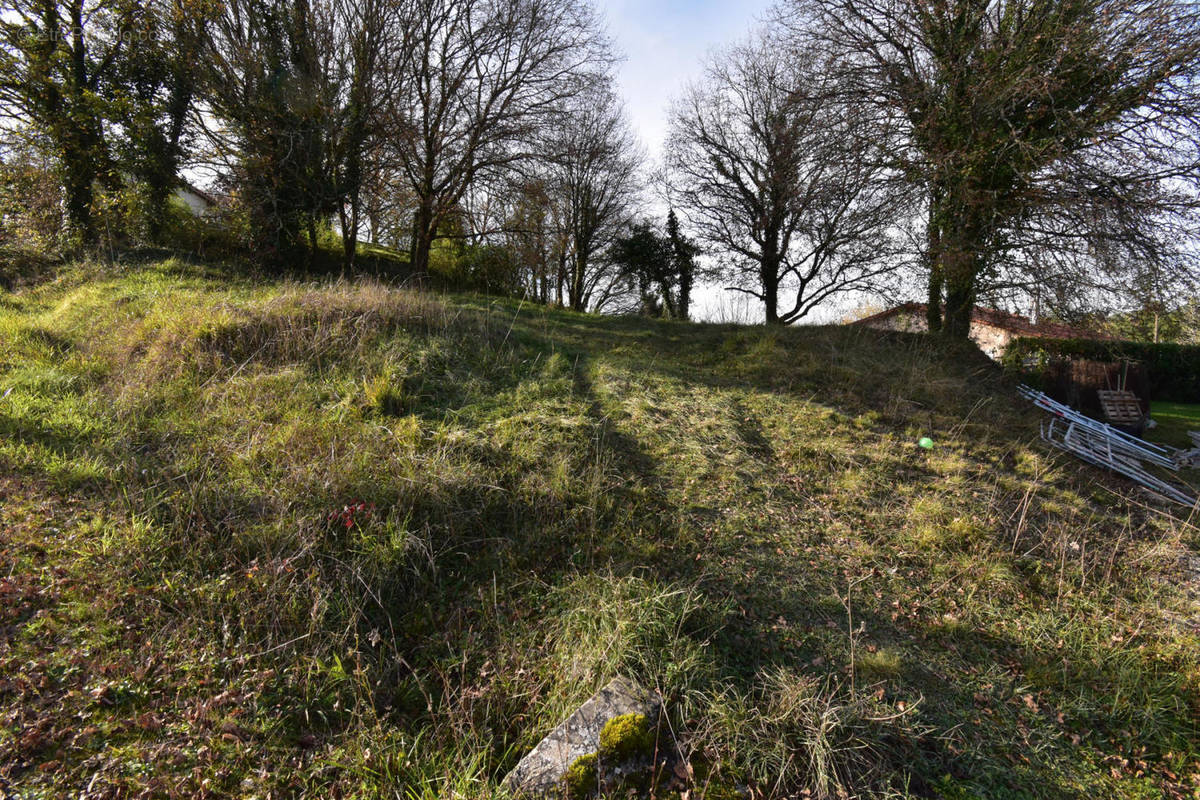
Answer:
[10,284,1190,798]
[0,411,118,493]
[727,396,779,466]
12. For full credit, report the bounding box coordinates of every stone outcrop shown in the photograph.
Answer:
[503,676,661,797]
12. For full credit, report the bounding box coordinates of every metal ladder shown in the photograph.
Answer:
[1018,384,1197,507]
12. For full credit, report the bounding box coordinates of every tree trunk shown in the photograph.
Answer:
[410,202,434,277]
[678,264,692,321]
[341,190,359,275]
[306,216,320,270]
[940,237,979,339]
[273,208,303,267]
[540,247,550,303]
[64,0,98,248]
[62,153,96,247]
[761,244,781,324]
[146,70,194,245]
[667,210,692,321]
[144,179,170,243]
[943,277,975,339]
[926,264,944,332]
[570,253,587,312]
[659,280,677,318]
[925,190,944,332]
[556,251,566,306]
[932,186,984,340]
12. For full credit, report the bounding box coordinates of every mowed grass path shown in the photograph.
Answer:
[1,258,1198,799]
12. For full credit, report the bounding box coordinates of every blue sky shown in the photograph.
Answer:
[599,0,775,159]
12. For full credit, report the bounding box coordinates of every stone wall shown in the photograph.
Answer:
[969,323,1015,360]
[867,310,929,334]
[861,311,1016,360]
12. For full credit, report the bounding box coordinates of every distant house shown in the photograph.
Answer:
[851,302,1109,359]
[174,181,220,216]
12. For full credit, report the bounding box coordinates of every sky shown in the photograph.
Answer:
[598,0,775,161]
[597,0,778,322]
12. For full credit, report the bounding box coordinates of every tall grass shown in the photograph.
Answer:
[1,259,1197,799]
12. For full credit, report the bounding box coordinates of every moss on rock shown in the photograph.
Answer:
[564,752,598,799]
[597,712,655,763]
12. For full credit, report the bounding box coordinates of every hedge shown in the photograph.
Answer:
[1002,337,1200,403]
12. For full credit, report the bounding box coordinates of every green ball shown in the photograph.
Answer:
[918,437,934,450]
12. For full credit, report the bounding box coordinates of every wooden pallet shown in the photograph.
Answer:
[1097,389,1145,428]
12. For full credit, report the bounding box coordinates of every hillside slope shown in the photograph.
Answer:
[1,258,1198,799]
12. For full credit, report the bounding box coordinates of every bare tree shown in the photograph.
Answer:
[789,0,1200,337]
[666,30,907,325]
[356,138,417,249]
[979,150,1200,325]
[327,0,401,271]
[545,80,642,312]
[501,177,560,303]
[386,0,611,277]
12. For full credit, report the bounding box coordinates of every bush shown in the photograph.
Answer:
[158,196,247,259]
[0,148,64,252]
[1003,337,1200,403]
[427,241,522,296]
[456,243,522,295]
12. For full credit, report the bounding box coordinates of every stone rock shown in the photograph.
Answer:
[503,676,660,797]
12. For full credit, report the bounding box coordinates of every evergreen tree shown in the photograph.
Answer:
[666,209,699,321]
[112,0,200,242]
[612,220,681,318]
[0,0,137,246]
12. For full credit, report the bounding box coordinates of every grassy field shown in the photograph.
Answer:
[1,256,1198,799]
[1149,402,1200,449]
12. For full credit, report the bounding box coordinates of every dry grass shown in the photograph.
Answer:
[0,257,1198,799]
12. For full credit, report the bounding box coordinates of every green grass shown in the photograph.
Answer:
[1149,401,1200,449]
[1,256,1198,799]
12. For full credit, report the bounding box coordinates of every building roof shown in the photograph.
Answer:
[852,302,1112,341]
[178,180,220,207]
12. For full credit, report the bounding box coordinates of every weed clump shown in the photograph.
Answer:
[364,374,406,416]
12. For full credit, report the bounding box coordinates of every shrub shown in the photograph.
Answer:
[427,241,523,296]
[0,146,64,252]
[157,196,246,259]
[457,243,522,295]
